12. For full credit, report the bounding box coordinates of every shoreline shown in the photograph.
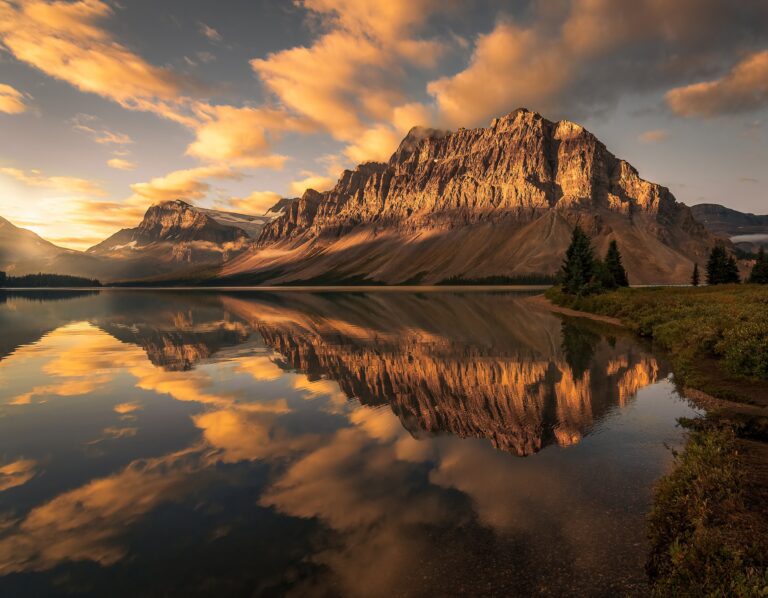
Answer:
[0,284,551,292]
[544,285,768,594]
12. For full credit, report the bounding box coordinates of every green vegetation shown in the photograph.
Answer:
[546,285,768,384]
[0,271,101,288]
[560,226,629,296]
[707,243,740,285]
[604,239,629,287]
[691,263,700,287]
[749,247,768,284]
[647,425,768,597]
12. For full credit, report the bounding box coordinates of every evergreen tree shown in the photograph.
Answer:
[749,246,768,284]
[604,240,629,287]
[706,244,739,284]
[691,263,700,287]
[0,271,5,287]
[725,254,740,284]
[561,226,597,295]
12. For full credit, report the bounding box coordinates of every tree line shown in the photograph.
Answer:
[0,271,101,288]
[692,244,768,286]
[560,227,768,295]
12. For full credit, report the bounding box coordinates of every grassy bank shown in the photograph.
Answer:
[547,284,768,595]
[647,425,768,596]
[545,285,768,397]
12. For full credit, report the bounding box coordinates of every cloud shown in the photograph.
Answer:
[666,50,768,117]
[0,166,106,196]
[217,191,282,215]
[107,158,137,171]
[198,21,221,43]
[114,402,142,415]
[638,129,669,143]
[289,173,335,196]
[186,104,312,168]
[0,1,299,169]
[740,177,759,183]
[0,83,30,114]
[0,0,184,108]
[0,459,37,492]
[71,114,133,145]
[251,0,444,162]
[343,123,407,163]
[427,0,768,127]
[129,166,241,202]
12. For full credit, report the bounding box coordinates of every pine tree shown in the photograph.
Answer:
[691,263,700,287]
[749,246,768,284]
[561,225,597,295]
[604,240,629,287]
[0,271,5,287]
[725,254,740,284]
[706,244,740,285]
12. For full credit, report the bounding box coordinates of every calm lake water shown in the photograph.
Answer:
[0,290,700,597]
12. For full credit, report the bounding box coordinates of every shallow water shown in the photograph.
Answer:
[0,290,699,596]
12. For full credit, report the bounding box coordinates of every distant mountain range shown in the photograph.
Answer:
[691,203,768,253]
[3,108,760,285]
[1,201,274,282]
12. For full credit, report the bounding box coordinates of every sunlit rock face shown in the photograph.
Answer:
[222,108,714,285]
[83,200,260,280]
[223,292,665,456]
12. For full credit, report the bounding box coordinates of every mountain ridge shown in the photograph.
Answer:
[219,108,715,285]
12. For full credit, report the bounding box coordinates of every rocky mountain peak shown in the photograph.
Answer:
[220,107,715,285]
[131,200,249,245]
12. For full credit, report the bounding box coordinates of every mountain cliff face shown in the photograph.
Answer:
[221,108,714,285]
[86,200,256,280]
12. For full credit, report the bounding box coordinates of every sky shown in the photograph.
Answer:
[0,0,766,250]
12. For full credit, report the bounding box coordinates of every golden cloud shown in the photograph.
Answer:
[0,82,29,114]
[106,158,137,171]
[71,113,133,145]
[129,165,241,202]
[0,166,106,197]
[0,458,37,492]
[251,0,444,162]
[343,124,403,163]
[186,104,312,168]
[289,173,335,196]
[666,50,768,117]
[0,0,184,106]
[217,191,282,215]
[427,20,570,127]
[638,129,669,143]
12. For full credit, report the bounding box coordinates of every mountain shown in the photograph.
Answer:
[2,201,272,282]
[86,200,259,280]
[197,207,272,239]
[0,216,103,277]
[691,203,768,252]
[219,108,715,285]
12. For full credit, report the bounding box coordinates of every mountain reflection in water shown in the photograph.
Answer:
[0,290,699,597]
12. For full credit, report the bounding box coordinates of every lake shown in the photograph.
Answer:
[0,289,700,596]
